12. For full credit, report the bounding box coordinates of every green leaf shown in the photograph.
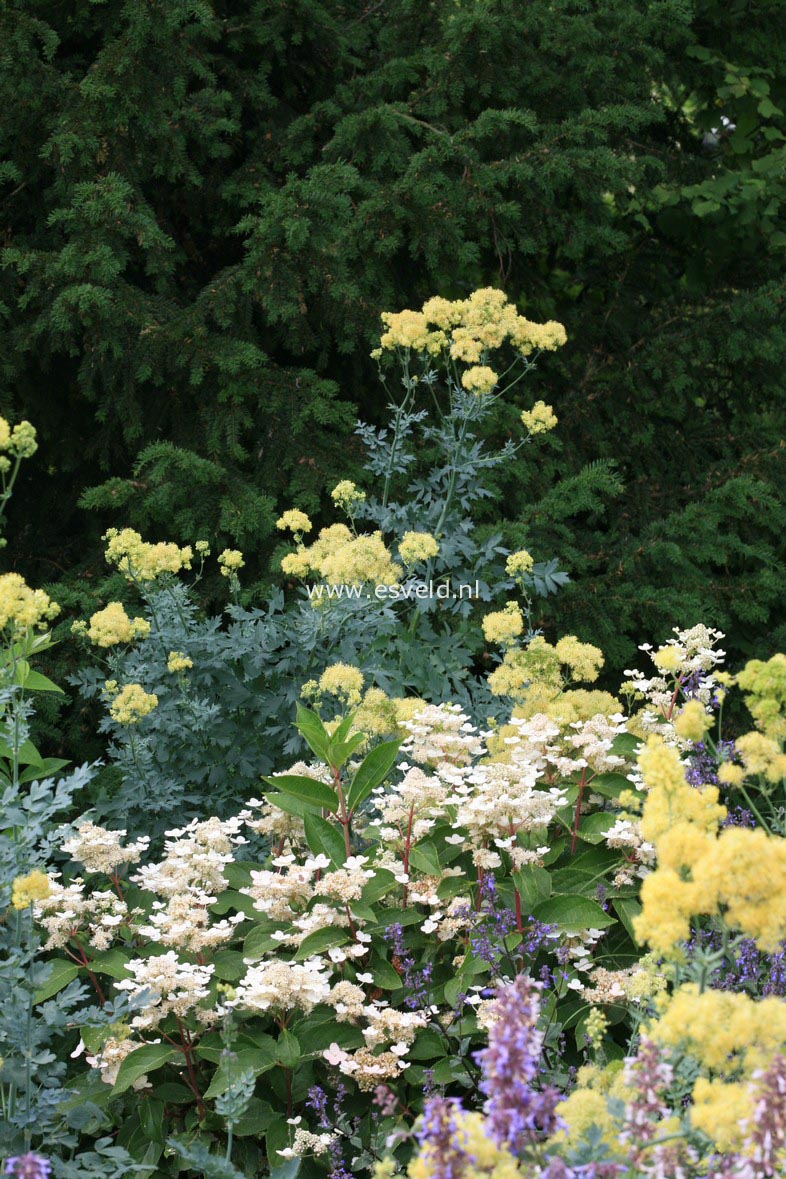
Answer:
[212,950,247,981]
[89,948,131,980]
[512,865,552,912]
[244,924,283,958]
[296,1018,364,1055]
[264,793,318,819]
[613,897,642,942]
[34,959,81,1003]
[362,868,396,904]
[294,928,349,960]
[222,861,256,889]
[275,1030,300,1068]
[234,1098,275,1138]
[347,739,400,813]
[532,894,616,932]
[407,1028,447,1061]
[0,736,44,766]
[575,813,617,844]
[262,774,338,812]
[295,704,332,763]
[19,669,64,693]
[327,731,366,768]
[588,773,631,800]
[303,812,346,866]
[610,733,642,758]
[210,889,257,919]
[203,1046,277,1098]
[112,1043,178,1095]
[370,957,404,990]
[269,1160,301,1179]
[140,1097,166,1145]
[18,757,70,784]
[407,841,441,876]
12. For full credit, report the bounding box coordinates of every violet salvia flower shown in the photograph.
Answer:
[619,1037,675,1169]
[382,923,433,1008]
[307,1084,330,1128]
[4,1157,52,1179]
[742,1052,786,1177]
[327,1137,352,1179]
[417,1096,469,1179]
[722,807,756,829]
[475,974,563,1153]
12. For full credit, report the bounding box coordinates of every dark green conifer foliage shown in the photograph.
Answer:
[1,0,784,700]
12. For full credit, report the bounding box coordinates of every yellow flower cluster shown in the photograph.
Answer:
[319,663,365,707]
[276,510,313,535]
[378,288,567,366]
[482,602,524,647]
[505,549,534,578]
[218,549,244,576]
[0,573,59,634]
[11,869,51,910]
[87,602,150,648]
[167,651,193,674]
[104,529,192,581]
[461,365,499,395]
[647,985,786,1149]
[0,418,38,459]
[584,1007,609,1051]
[281,523,400,588]
[398,531,439,564]
[736,653,786,740]
[554,1062,629,1155]
[379,309,447,356]
[520,401,558,434]
[634,737,786,954]
[109,683,159,726]
[734,730,786,781]
[554,636,604,683]
[673,698,711,742]
[651,644,683,673]
[331,481,366,513]
[487,634,603,701]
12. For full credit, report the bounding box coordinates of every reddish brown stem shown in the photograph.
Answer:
[175,1015,206,1118]
[333,766,352,858]
[65,943,106,1005]
[570,769,588,855]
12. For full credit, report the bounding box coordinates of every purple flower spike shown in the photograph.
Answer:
[4,1157,52,1179]
[417,1096,469,1179]
[475,974,563,1153]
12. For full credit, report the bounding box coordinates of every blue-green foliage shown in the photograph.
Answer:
[73,386,569,838]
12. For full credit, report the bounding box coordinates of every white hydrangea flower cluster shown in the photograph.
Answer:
[277,1124,336,1160]
[566,713,629,774]
[371,765,450,847]
[322,1041,411,1091]
[400,703,487,767]
[132,815,247,897]
[604,816,656,885]
[453,761,567,869]
[82,1034,159,1089]
[130,815,248,952]
[115,951,215,1030]
[60,820,150,874]
[231,957,333,1014]
[35,878,129,950]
